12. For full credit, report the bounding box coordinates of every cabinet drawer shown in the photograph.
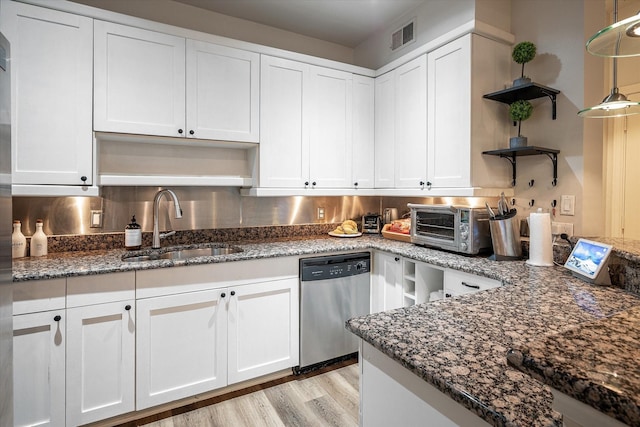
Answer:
[13,278,66,315]
[444,270,500,297]
[136,257,298,299]
[67,272,135,308]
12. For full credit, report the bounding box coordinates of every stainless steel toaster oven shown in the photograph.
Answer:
[408,204,492,255]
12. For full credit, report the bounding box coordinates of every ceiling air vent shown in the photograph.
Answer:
[391,19,415,51]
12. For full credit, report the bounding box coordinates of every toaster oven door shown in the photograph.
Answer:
[411,208,459,251]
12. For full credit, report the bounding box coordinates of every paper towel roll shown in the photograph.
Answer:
[526,211,554,266]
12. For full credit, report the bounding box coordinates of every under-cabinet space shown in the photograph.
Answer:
[97,135,255,187]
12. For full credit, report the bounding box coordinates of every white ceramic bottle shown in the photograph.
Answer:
[31,219,48,257]
[125,215,142,250]
[11,220,27,258]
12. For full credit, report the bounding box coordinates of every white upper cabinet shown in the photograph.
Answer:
[352,75,375,189]
[259,55,310,188]
[374,55,427,190]
[94,21,186,138]
[259,55,360,190]
[308,65,353,188]
[427,34,510,189]
[94,21,259,142]
[394,55,428,189]
[1,1,94,192]
[186,40,259,142]
[374,71,396,188]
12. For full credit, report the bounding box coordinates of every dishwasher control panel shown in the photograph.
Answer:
[300,253,370,281]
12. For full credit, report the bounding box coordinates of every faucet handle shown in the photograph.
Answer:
[159,230,176,240]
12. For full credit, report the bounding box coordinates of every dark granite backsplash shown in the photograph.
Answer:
[40,223,338,253]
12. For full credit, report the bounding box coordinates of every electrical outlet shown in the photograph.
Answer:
[317,207,325,220]
[551,221,573,236]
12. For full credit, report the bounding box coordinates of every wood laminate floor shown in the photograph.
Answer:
[131,361,359,427]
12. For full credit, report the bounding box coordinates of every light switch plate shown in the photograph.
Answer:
[560,195,575,216]
[90,210,103,228]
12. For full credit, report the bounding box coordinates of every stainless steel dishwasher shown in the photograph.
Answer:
[296,252,370,373]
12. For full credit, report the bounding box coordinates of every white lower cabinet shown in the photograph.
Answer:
[13,273,136,427]
[371,251,403,313]
[227,278,299,384]
[136,288,228,410]
[13,310,66,427]
[66,300,135,426]
[135,258,299,410]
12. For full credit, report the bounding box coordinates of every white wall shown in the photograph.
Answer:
[353,0,476,69]
[507,0,606,236]
[69,0,355,64]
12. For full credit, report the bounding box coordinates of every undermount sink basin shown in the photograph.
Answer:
[122,245,243,262]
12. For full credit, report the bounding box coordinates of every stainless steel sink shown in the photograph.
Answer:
[122,245,243,262]
[163,246,243,260]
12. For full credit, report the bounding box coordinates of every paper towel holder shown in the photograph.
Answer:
[564,238,613,285]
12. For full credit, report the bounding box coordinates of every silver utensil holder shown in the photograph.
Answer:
[489,216,522,260]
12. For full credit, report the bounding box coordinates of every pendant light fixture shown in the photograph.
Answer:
[579,0,640,118]
[586,6,640,57]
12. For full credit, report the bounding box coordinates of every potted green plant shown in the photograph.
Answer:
[509,100,533,148]
[512,41,537,87]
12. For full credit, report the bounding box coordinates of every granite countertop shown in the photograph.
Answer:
[507,306,640,425]
[12,234,521,282]
[13,234,640,427]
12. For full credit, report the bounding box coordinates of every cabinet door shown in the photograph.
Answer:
[136,289,227,409]
[395,54,428,188]
[94,20,186,137]
[371,252,403,313]
[227,277,299,384]
[259,55,310,188]
[308,66,352,188]
[13,310,65,427]
[186,40,259,142]
[443,269,500,297]
[352,75,375,189]
[428,35,471,187]
[1,2,93,186]
[374,71,395,188]
[66,301,135,426]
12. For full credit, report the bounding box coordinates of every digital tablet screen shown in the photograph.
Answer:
[564,238,613,280]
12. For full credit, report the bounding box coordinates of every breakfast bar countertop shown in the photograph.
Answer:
[12,235,640,427]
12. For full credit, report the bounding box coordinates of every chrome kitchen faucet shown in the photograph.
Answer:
[152,188,183,249]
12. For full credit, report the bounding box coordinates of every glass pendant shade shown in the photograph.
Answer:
[578,88,640,117]
[580,0,640,118]
[586,12,640,57]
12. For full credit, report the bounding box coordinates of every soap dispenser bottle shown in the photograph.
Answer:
[125,215,142,250]
[31,219,48,257]
[12,220,27,258]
